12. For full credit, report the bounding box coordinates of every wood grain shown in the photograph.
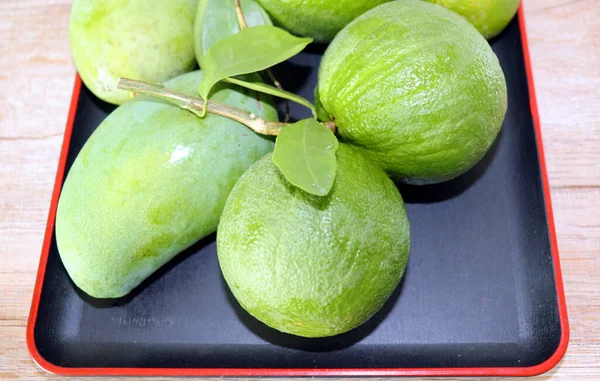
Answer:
[0,0,598,379]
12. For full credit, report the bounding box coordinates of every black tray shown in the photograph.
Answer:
[27,9,568,377]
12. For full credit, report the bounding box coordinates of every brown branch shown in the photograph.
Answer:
[117,78,287,136]
[234,0,248,30]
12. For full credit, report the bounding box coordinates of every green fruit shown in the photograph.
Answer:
[423,0,520,39]
[195,0,272,68]
[69,0,197,105]
[56,71,277,298]
[256,0,390,42]
[317,0,507,184]
[217,145,410,337]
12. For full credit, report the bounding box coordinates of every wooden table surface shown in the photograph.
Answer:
[1,0,598,380]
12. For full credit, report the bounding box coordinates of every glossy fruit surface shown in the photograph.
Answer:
[69,0,197,105]
[257,0,390,42]
[423,0,520,39]
[217,144,410,337]
[317,0,507,184]
[56,71,277,298]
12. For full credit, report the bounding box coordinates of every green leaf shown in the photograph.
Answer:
[223,77,317,118]
[194,0,272,68]
[198,25,312,115]
[272,119,339,196]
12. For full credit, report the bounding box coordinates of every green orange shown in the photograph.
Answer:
[257,0,390,42]
[423,0,520,39]
[217,145,410,337]
[317,0,507,184]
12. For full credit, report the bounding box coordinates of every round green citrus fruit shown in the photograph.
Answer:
[423,0,520,39]
[69,0,197,105]
[256,0,390,42]
[317,0,507,184]
[217,144,410,337]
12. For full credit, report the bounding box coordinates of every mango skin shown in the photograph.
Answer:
[56,71,277,298]
[317,0,507,184]
[423,0,520,39]
[69,0,197,105]
[218,145,410,337]
[257,0,390,42]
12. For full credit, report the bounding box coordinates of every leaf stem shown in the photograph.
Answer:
[266,69,283,89]
[234,0,248,30]
[223,77,317,118]
[117,77,287,136]
[266,69,290,122]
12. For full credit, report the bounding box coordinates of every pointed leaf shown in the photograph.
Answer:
[199,25,312,103]
[272,119,339,196]
[194,0,272,68]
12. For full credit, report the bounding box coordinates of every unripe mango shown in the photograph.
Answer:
[69,0,197,105]
[56,71,277,298]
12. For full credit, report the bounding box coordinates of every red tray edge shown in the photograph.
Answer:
[26,4,570,377]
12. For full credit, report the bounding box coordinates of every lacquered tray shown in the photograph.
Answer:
[27,7,568,377]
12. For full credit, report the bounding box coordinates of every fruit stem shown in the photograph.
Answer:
[324,120,336,134]
[266,69,290,122]
[231,1,291,123]
[222,77,317,118]
[117,77,287,136]
[267,69,283,90]
[234,0,249,30]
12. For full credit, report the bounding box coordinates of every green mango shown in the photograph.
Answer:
[56,71,277,298]
[256,0,390,42]
[317,0,507,184]
[69,0,198,105]
[195,0,272,68]
[218,144,410,337]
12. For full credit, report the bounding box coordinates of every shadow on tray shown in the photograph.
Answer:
[397,126,503,204]
[72,234,216,308]
[222,267,408,352]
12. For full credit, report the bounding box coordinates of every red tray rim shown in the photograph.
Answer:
[26,4,569,377]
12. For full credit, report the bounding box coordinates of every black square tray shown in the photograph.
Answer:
[27,8,568,377]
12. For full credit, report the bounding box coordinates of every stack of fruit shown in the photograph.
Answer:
[58,0,517,337]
